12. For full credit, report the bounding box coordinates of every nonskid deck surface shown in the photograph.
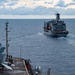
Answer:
[0,57,29,75]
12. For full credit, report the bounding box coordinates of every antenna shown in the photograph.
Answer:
[56,13,60,21]
[5,20,9,60]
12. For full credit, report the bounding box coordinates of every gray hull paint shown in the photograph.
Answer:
[0,44,5,64]
[44,30,68,37]
[43,13,69,37]
[0,47,5,54]
[0,54,5,63]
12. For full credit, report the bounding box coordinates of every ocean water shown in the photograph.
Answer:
[0,19,75,75]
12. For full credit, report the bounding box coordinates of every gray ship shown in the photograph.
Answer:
[0,22,13,70]
[0,43,5,54]
[0,43,5,64]
[43,13,69,37]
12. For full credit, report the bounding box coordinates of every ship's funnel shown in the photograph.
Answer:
[56,13,60,21]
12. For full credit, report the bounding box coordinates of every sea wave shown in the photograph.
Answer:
[67,33,75,46]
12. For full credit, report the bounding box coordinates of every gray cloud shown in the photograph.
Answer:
[0,0,75,15]
[32,6,56,15]
[0,0,8,6]
[56,0,66,7]
[0,5,75,15]
[44,1,53,4]
[67,2,75,6]
[56,0,75,8]
[7,2,17,6]
[0,7,33,15]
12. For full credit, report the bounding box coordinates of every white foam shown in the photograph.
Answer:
[67,33,75,46]
[38,32,43,35]
[57,37,65,39]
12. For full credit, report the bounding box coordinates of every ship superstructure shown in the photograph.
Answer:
[43,13,69,37]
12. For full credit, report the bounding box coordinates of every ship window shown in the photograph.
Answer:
[53,25,66,31]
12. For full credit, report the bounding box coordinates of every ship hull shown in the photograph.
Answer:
[44,30,69,37]
[0,44,5,64]
[0,47,5,54]
[0,54,5,63]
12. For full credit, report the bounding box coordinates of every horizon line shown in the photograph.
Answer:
[0,15,75,19]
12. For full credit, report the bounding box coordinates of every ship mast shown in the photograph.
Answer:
[56,13,60,21]
[5,21,9,60]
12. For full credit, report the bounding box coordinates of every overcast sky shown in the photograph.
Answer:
[0,0,75,18]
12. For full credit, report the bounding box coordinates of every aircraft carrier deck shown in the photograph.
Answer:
[0,57,31,75]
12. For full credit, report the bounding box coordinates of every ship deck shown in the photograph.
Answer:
[0,57,30,75]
